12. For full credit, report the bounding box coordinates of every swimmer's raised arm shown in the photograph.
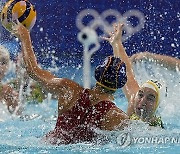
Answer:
[11,22,82,96]
[102,23,140,102]
[131,51,180,70]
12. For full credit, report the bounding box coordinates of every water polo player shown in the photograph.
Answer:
[11,21,131,144]
[0,45,20,114]
[102,23,163,128]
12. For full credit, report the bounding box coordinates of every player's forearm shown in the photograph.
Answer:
[19,32,39,74]
[112,40,140,100]
[20,33,46,83]
[112,41,133,76]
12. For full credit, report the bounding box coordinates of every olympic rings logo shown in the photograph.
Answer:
[76,9,146,41]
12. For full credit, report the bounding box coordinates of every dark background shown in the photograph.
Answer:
[0,0,179,84]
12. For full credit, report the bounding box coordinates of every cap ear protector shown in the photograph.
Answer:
[95,56,127,91]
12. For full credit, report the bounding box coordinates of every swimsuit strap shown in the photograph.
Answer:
[130,113,140,120]
[130,113,164,128]
[148,115,164,128]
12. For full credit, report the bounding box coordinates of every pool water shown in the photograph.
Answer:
[0,61,180,153]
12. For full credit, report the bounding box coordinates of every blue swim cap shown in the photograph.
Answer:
[95,56,127,91]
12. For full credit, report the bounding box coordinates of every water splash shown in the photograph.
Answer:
[0,58,180,153]
[132,60,180,127]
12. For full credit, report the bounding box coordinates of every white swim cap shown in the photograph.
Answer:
[142,80,162,112]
